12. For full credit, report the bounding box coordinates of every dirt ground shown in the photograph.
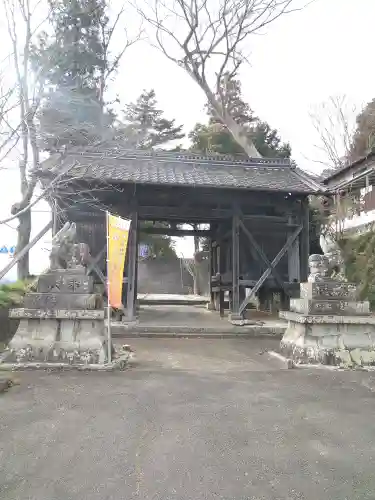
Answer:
[2,337,375,500]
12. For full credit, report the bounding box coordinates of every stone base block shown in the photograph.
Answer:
[280,310,375,325]
[280,318,375,367]
[3,315,108,365]
[24,293,98,310]
[300,282,358,301]
[0,352,132,372]
[9,308,104,319]
[290,298,370,316]
[37,272,94,293]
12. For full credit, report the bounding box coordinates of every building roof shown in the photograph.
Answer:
[322,151,375,184]
[39,148,325,194]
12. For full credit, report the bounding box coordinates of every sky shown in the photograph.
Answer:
[0,0,375,277]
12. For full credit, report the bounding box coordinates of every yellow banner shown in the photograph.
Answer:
[107,213,131,309]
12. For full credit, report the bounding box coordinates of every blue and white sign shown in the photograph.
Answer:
[139,244,149,258]
[0,245,15,255]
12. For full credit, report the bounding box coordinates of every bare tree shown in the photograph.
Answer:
[0,0,142,280]
[134,0,306,157]
[0,0,46,279]
[309,95,357,175]
[97,5,143,110]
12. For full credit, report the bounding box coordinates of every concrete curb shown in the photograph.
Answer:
[112,330,284,339]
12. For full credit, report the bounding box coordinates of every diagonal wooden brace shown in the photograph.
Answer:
[238,225,303,315]
[86,246,107,290]
[238,219,289,294]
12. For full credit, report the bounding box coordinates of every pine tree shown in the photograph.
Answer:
[32,0,112,152]
[252,121,291,159]
[120,90,185,149]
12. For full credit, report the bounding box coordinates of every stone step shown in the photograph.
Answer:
[111,322,286,338]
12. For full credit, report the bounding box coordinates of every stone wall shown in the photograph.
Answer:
[137,257,209,295]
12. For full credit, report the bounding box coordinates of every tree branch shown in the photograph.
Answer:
[134,0,310,158]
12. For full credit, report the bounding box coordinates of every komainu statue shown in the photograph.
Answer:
[49,222,89,270]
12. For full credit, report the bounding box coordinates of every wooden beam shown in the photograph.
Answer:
[238,225,303,315]
[140,227,212,237]
[232,214,240,317]
[238,219,289,295]
[137,206,233,221]
[243,214,298,223]
[86,246,106,275]
[86,246,107,289]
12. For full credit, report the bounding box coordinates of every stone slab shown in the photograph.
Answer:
[290,298,370,316]
[280,310,375,325]
[24,293,97,310]
[38,272,94,294]
[9,308,104,319]
[300,282,358,301]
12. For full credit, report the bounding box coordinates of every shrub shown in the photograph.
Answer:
[0,281,28,309]
[339,231,375,309]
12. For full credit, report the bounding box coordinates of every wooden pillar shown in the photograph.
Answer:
[231,213,241,318]
[300,198,310,282]
[208,239,216,310]
[218,240,225,317]
[126,211,138,321]
[288,216,300,283]
[134,223,139,312]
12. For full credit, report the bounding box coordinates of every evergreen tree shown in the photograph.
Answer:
[190,77,291,159]
[119,89,185,149]
[252,121,291,158]
[140,222,177,259]
[116,90,184,257]
[32,0,113,152]
[349,99,375,162]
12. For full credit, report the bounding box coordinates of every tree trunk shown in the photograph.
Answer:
[186,71,262,158]
[16,209,31,280]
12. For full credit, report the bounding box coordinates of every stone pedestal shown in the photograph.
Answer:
[3,269,108,365]
[280,255,375,367]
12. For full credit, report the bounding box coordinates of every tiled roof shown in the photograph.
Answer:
[322,151,375,184]
[40,149,325,194]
